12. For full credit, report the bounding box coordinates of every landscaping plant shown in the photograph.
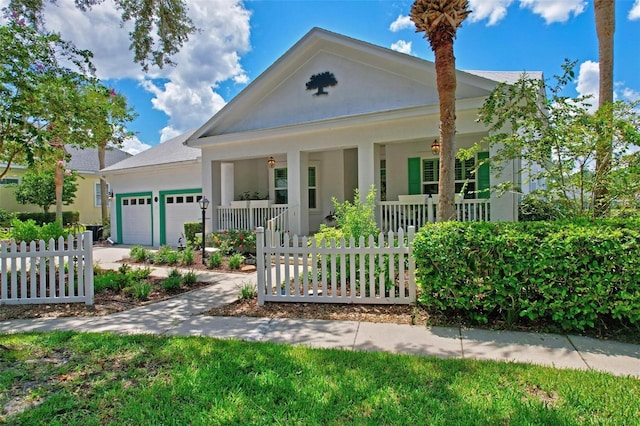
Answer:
[228,253,244,270]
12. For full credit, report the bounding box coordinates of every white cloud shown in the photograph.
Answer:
[36,0,251,141]
[576,60,599,112]
[630,0,640,20]
[622,87,640,102]
[390,40,413,55]
[121,135,152,155]
[389,15,413,32]
[519,0,586,24]
[468,0,513,25]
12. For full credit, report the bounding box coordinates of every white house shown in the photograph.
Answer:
[105,28,540,246]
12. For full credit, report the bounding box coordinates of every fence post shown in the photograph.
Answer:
[407,226,416,302]
[83,231,94,305]
[256,226,265,306]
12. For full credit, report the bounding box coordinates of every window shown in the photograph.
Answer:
[414,152,489,199]
[274,168,288,204]
[308,166,317,209]
[422,159,439,195]
[380,160,387,201]
[94,182,111,207]
[0,177,20,186]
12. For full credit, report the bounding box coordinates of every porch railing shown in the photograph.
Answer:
[378,198,490,232]
[216,205,290,232]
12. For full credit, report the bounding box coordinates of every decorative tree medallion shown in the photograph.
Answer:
[306,71,337,96]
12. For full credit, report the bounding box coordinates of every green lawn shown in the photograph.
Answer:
[1,332,638,425]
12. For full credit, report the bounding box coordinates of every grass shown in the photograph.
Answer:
[1,332,639,425]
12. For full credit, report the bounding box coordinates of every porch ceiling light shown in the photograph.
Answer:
[268,156,276,168]
[431,139,440,155]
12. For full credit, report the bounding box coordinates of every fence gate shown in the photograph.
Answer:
[256,226,415,306]
[1,231,94,306]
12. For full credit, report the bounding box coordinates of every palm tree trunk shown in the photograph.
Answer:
[434,37,457,221]
[593,0,615,217]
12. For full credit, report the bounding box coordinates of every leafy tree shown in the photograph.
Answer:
[5,0,196,71]
[14,167,79,213]
[472,60,640,219]
[0,19,94,181]
[78,82,136,224]
[410,0,470,221]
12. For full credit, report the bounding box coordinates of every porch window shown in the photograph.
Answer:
[274,166,319,207]
[308,166,317,209]
[95,182,111,207]
[274,168,288,204]
[409,152,490,199]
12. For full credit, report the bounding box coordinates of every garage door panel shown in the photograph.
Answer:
[163,193,201,246]
[121,196,152,245]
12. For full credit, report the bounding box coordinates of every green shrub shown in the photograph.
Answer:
[182,270,197,285]
[16,211,79,226]
[0,208,15,227]
[39,221,66,242]
[210,229,256,255]
[129,266,152,281]
[162,275,182,291]
[130,246,150,263]
[228,253,244,270]
[519,192,568,221]
[10,218,40,243]
[238,281,257,300]
[180,246,195,265]
[153,246,175,264]
[94,270,120,292]
[183,222,201,246]
[413,219,640,332]
[165,250,180,265]
[208,252,222,269]
[126,281,152,301]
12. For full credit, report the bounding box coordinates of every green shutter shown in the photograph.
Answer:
[408,157,421,195]
[477,152,490,199]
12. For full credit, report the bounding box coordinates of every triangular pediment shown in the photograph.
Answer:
[190,28,501,141]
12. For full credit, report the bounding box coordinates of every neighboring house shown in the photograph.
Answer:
[102,131,202,247]
[105,28,542,246]
[0,146,130,224]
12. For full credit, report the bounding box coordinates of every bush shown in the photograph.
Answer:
[130,246,150,263]
[180,246,195,265]
[10,218,40,243]
[412,219,640,332]
[182,270,197,285]
[152,246,175,265]
[162,275,182,291]
[94,270,120,292]
[238,281,257,300]
[39,221,66,242]
[228,253,244,270]
[208,252,222,269]
[183,222,201,246]
[210,229,256,255]
[519,192,568,222]
[0,208,15,227]
[16,211,79,226]
[124,281,152,301]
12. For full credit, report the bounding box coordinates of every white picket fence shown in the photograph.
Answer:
[256,226,415,306]
[0,231,94,305]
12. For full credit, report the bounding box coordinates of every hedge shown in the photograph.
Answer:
[183,222,202,246]
[16,211,80,226]
[412,219,640,332]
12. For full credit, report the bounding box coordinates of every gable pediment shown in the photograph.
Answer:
[193,28,497,140]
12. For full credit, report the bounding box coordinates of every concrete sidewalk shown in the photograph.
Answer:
[1,246,639,378]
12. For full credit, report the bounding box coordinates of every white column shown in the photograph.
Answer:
[357,142,376,202]
[489,142,517,222]
[286,149,303,235]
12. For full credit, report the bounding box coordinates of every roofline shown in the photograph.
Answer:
[101,158,201,175]
[188,96,487,148]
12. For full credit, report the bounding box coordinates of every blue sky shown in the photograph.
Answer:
[5,0,638,153]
